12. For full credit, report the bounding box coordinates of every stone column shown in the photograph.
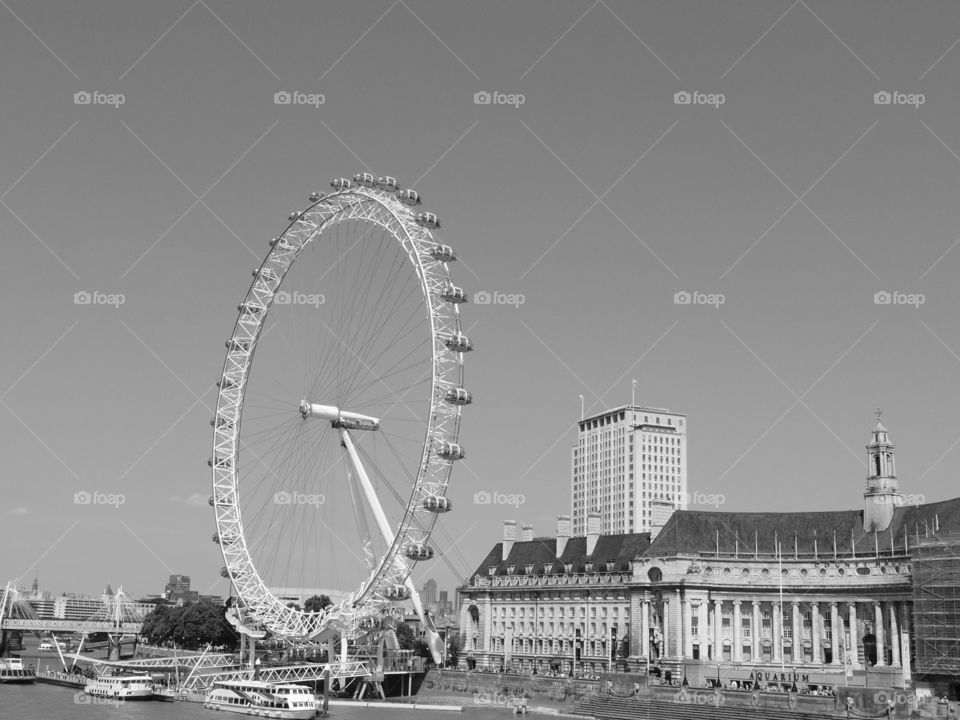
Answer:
[899,603,911,682]
[714,599,722,661]
[699,601,709,658]
[641,600,650,658]
[874,602,885,666]
[772,602,782,663]
[662,598,670,659]
[848,603,860,668]
[752,601,761,660]
[889,602,900,667]
[830,603,840,665]
[676,590,684,660]
[682,598,692,659]
[733,601,742,661]
[792,601,802,663]
[811,602,821,664]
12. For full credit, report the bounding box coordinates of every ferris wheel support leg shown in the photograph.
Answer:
[340,429,444,665]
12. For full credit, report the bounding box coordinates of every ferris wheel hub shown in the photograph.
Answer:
[299,401,381,431]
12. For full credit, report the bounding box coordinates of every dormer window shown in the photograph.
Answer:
[584,562,594,573]
[564,563,573,574]
[487,566,497,576]
[606,561,616,572]
[507,565,516,576]
[544,563,554,574]
[525,564,534,575]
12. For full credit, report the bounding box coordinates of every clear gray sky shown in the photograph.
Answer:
[2,0,960,599]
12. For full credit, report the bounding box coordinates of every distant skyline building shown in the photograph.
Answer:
[164,574,198,604]
[422,578,438,607]
[572,404,687,535]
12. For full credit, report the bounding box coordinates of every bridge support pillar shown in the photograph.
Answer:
[0,629,9,657]
[108,635,122,661]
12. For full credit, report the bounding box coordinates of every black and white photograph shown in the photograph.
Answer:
[1,2,959,718]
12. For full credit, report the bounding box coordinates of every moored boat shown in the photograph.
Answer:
[204,679,317,718]
[83,673,155,700]
[0,657,34,684]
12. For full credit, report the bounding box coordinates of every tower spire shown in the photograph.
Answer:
[863,409,901,532]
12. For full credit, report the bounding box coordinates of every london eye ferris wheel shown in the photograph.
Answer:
[209,172,472,661]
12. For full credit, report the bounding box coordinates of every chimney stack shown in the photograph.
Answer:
[502,520,517,562]
[521,523,534,542]
[556,515,571,558]
[586,511,602,556]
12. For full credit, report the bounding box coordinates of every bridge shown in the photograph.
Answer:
[1,582,145,659]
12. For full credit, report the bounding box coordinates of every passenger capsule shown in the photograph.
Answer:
[429,245,456,262]
[397,189,421,206]
[443,334,473,353]
[444,387,473,406]
[331,178,352,190]
[436,441,466,460]
[208,456,232,468]
[253,268,279,283]
[238,302,265,316]
[353,172,377,188]
[376,176,399,191]
[226,339,250,352]
[220,567,230,578]
[211,416,234,429]
[217,377,237,390]
[288,211,302,221]
[383,585,411,601]
[416,212,440,229]
[404,543,435,561]
[358,616,379,630]
[309,192,324,202]
[422,496,452,513]
[440,285,468,304]
[208,495,215,507]
[212,532,221,544]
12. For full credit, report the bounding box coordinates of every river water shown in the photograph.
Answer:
[0,683,529,720]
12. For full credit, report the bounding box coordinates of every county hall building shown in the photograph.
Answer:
[459,414,960,693]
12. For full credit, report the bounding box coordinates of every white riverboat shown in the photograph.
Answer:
[204,679,318,718]
[84,673,155,700]
[0,657,34,684]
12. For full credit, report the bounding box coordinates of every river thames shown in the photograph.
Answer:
[1,684,532,720]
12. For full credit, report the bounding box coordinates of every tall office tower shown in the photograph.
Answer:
[422,578,438,606]
[571,404,687,535]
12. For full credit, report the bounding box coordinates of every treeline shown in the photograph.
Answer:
[140,600,239,650]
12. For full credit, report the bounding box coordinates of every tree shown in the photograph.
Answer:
[304,595,332,614]
[446,633,462,668]
[394,622,416,650]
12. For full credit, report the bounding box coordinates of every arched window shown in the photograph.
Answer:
[648,568,662,583]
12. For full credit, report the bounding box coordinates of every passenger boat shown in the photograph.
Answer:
[204,679,317,718]
[0,657,34,684]
[83,673,155,700]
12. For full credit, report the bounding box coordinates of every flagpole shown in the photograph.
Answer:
[631,379,636,407]
[579,395,584,422]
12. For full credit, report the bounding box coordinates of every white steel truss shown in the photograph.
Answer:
[211,181,468,644]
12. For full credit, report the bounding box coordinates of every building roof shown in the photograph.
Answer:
[646,496,960,557]
[470,532,651,579]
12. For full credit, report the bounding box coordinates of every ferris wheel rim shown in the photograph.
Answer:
[210,183,466,640]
